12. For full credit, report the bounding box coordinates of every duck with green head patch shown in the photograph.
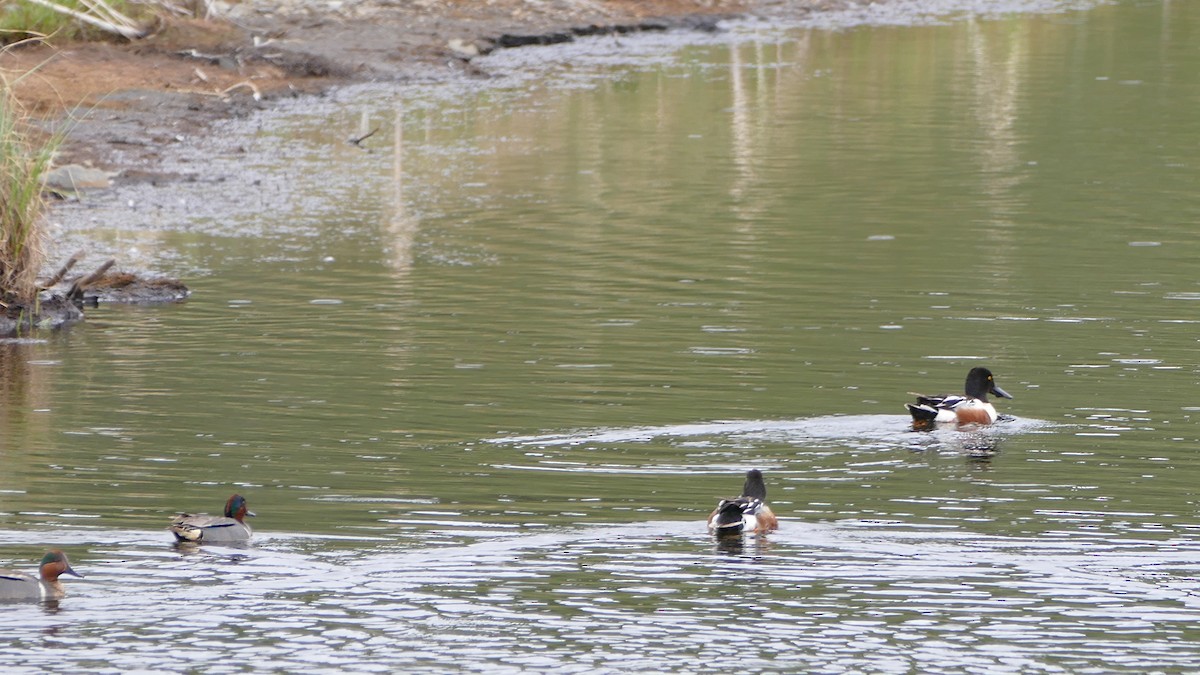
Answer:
[170,494,255,544]
[0,550,83,602]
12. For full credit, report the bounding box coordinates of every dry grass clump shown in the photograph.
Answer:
[0,0,161,44]
[0,0,222,46]
[0,69,56,307]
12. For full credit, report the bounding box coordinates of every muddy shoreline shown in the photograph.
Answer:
[6,0,853,182]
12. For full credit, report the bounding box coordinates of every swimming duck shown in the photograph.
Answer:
[170,494,255,544]
[906,367,1013,427]
[0,550,83,602]
[707,469,779,536]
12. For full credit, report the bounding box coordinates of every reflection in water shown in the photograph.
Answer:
[727,36,757,218]
[965,15,1026,285]
[958,430,1002,458]
[967,16,1027,208]
[907,422,1006,458]
[714,531,746,555]
[38,601,63,616]
[386,105,419,278]
[713,531,773,557]
[0,340,54,458]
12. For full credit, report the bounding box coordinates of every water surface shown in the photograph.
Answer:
[6,0,1200,670]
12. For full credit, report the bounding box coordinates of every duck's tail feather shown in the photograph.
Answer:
[905,403,939,422]
[170,524,203,542]
[711,499,748,534]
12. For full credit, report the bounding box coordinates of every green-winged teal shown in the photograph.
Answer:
[906,367,1014,428]
[0,550,83,602]
[707,470,778,536]
[170,494,255,543]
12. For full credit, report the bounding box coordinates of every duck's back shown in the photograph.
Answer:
[0,571,45,601]
[170,514,252,543]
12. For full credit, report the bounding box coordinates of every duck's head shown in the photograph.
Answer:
[224,494,256,522]
[741,469,767,501]
[39,550,82,582]
[965,367,1012,402]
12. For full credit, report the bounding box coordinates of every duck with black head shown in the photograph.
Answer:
[707,470,779,536]
[905,367,1013,429]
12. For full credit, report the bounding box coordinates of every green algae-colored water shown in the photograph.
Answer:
[5,0,1200,670]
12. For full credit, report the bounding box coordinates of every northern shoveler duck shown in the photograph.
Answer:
[0,550,82,602]
[170,494,255,544]
[707,469,779,536]
[906,367,1013,428]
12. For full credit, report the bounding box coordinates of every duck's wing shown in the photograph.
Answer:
[731,497,777,532]
[740,497,766,517]
[169,513,232,541]
[911,392,969,410]
[0,571,41,601]
[170,514,204,541]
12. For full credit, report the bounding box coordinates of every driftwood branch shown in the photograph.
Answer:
[67,258,116,303]
[349,111,380,148]
[41,250,83,289]
[348,127,380,147]
[20,0,149,39]
[221,80,261,101]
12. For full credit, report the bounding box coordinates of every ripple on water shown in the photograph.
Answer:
[490,414,1047,451]
[5,521,1200,671]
